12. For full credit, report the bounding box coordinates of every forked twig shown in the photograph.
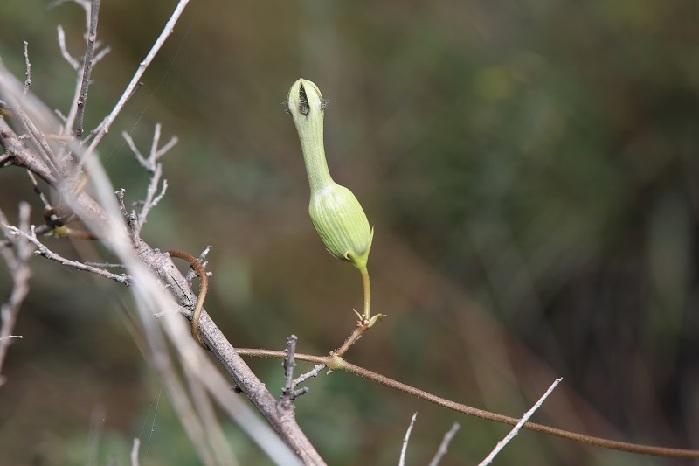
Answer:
[279,335,311,409]
[85,0,191,155]
[122,123,175,235]
[5,225,130,285]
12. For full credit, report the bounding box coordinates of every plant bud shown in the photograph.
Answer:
[287,78,373,269]
[310,183,373,269]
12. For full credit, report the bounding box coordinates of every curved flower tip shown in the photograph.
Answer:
[286,78,324,119]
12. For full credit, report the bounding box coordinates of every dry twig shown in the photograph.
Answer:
[478,378,562,465]
[5,225,130,285]
[0,203,33,386]
[73,0,100,138]
[85,0,191,153]
[122,123,174,236]
[130,437,141,466]
[22,41,31,94]
[398,412,418,466]
[427,422,460,466]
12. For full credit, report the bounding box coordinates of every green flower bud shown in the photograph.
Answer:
[287,78,373,269]
[309,184,374,269]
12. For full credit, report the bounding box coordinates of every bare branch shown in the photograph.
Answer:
[281,336,298,400]
[73,0,100,138]
[0,118,57,185]
[0,213,19,271]
[1,226,54,250]
[57,25,80,70]
[137,164,165,234]
[130,437,140,466]
[184,247,209,283]
[123,123,175,235]
[25,169,53,212]
[5,225,130,285]
[237,348,699,459]
[2,9,315,465]
[48,0,88,10]
[279,335,310,409]
[293,364,325,387]
[398,412,418,466]
[85,0,191,155]
[92,45,111,64]
[122,130,147,167]
[83,261,126,269]
[11,104,61,175]
[427,423,460,466]
[156,134,178,159]
[0,203,33,385]
[22,41,31,95]
[479,378,563,465]
[54,108,67,123]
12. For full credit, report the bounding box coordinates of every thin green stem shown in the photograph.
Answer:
[360,266,370,320]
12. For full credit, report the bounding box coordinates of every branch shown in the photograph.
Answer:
[85,0,190,154]
[0,120,318,463]
[233,348,699,459]
[73,0,100,138]
[23,41,31,95]
[279,335,310,409]
[0,114,57,187]
[478,378,561,465]
[57,25,80,71]
[293,363,325,388]
[122,123,175,235]
[0,203,33,386]
[427,422,460,466]
[5,225,130,285]
[398,412,417,466]
[130,437,140,466]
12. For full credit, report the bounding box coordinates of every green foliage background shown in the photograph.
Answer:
[1,1,698,465]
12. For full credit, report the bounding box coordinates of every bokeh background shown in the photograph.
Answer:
[1,0,699,464]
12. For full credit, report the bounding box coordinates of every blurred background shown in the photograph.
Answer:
[1,0,699,464]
